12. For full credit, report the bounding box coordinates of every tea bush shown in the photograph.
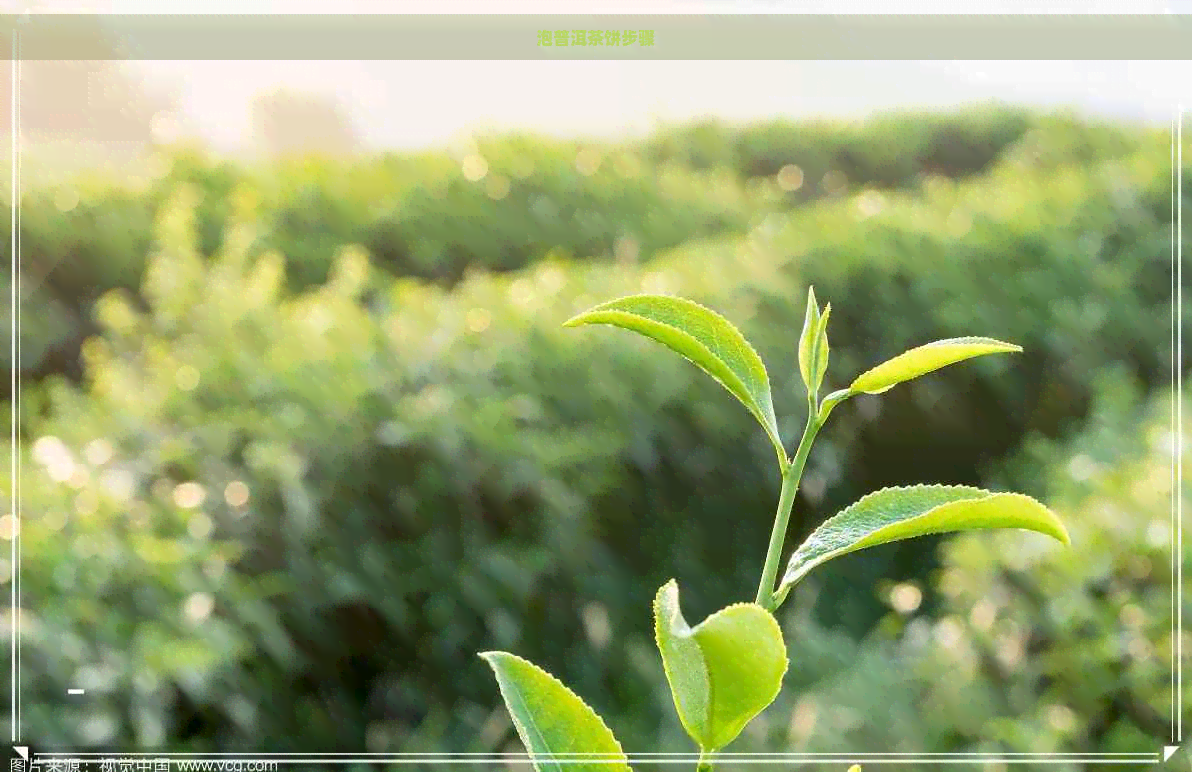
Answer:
[642,107,1145,192]
[6,137,760,399]
[5,115,1187,760]
[6,108,1150,402]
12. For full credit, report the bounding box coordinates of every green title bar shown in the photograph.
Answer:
[0,14,1190,60]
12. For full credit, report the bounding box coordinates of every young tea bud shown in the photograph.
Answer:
[798,285,822,397]
[812,302,831,395]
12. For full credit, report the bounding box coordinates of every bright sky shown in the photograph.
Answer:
[127,60,1191,152]
[5,0,1192,151]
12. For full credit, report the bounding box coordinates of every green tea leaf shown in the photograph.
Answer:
[779,485,1069,592]
[565,295,784,464]
[797,286,821,396]
[653,580,787,753]
[480,651,631,772]
[849,337,1022,395]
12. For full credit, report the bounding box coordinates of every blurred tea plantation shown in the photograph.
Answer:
[2,105,1191,770]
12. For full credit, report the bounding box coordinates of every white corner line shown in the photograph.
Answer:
[1172,107,1180,749]
[8,25,18,748]
[1164,745,1179,762]
[1172,99,1182,743]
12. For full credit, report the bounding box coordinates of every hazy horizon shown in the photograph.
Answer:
[121,59,1192,155]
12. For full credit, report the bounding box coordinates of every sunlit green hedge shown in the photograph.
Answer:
[642,107,1145,191]
[6,107,1150,399]
[7,137,761,398]
[644,104,1029,178]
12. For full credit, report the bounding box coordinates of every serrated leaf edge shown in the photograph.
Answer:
[565,294,783,458]
[655,582,789,753]
[850,337,1023,395]
[653,580,711,746]
[693,601,788,752]
[823,482,988,514]
[480,650,630,769]
[779,484,1069,591]
[780,485,987,591]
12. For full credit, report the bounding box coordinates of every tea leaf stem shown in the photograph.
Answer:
[755,403,822,610]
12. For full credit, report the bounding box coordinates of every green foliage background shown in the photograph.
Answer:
[2,105,1189,769]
